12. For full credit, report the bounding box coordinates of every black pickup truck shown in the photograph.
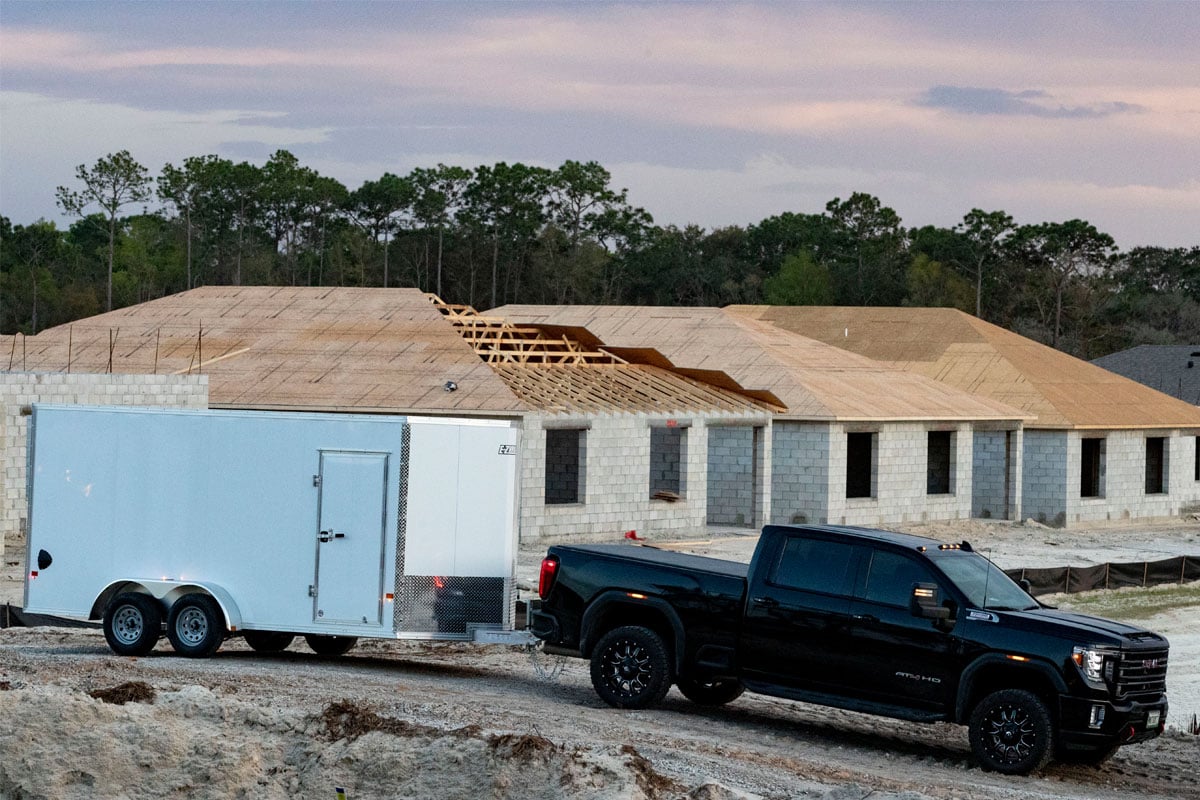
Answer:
[531,524,1169,775]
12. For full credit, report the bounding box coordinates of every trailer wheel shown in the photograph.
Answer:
[676,677,745,706]
[166,594,225,658]
[102,592,162,656]
[969,689,1054,774]
[590,625,673,709]
[243,631,295,653]
[304,634,358,656]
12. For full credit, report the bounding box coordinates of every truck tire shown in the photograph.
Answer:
[589,625,673,709]
[243,631,295,653]
[304,634,358,656]
[103,592,162,656]
[969,689,1054,774]
[166,593,225,658]
[676,677,745,706]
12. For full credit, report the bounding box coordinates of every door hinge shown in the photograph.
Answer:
[308,584,316,597]
[312,475,321,487]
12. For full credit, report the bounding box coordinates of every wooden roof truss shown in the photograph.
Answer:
[432,296,778,415]
[432,298,622,365]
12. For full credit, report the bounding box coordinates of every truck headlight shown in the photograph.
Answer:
[1072,646,1116,687]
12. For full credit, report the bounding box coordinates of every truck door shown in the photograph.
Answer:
[843,547,958,712]
[313,450,389,626]
[739,533,864,695]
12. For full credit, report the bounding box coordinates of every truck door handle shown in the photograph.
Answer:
[852,614,877,623]
[751,596,779,608]
[318,530,346,542]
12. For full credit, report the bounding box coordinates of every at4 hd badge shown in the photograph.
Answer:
[498,444,517,455]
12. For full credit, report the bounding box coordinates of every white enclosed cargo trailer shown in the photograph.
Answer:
[23,404,525,657]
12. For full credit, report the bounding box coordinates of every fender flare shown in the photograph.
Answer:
[580,590,687,674]
[956,652,1069,723]
[91,579,243,632]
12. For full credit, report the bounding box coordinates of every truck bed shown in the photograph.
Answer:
[556,544,749,579]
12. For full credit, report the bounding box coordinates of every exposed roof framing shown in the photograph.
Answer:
[432,298,621,365]
[433,296,779,415]
[492,363,771,415]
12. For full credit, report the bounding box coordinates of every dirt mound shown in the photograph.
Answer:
[0,685,696,800]
[89,680,156,705]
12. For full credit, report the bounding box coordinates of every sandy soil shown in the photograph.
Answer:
[2,521,1199,800]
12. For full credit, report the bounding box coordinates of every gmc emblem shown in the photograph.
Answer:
[1143,658,1163,669]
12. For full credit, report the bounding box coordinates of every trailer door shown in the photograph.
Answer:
[314,450,389,625]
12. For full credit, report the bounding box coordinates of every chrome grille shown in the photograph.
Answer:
[1117,647,1168,699]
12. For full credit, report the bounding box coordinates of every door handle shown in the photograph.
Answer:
[751,596,779,608]
[852,614,877,623]
[318,530,346,543]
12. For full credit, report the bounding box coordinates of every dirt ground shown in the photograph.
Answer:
[2,520,1199,800]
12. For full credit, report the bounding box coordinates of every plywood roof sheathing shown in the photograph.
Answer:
[496,304,1028,424]
[729,305,1200,430]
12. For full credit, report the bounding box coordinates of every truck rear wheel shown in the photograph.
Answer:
[304,634,358,656]
[166,594,225,658]
[103,592,162,656]
[676,677,745,706]
[590,625,673,709]
[243,631,295,653]
[969,689,1054,774]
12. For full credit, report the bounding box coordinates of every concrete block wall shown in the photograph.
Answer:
[1022,430,1069,526]
[520,412,770,544]
[973,431,1007,519]
[1064,429,1200,525]
[827,423,974,527]
[0,373,209,558]
[706,425,756,526]
[770,422,830,525]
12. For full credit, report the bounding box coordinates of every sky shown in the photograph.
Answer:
[1,1,1197,249]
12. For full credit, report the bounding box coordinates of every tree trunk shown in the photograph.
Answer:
[106,212,116,311]
[436,227,444,297]
[383,229,390,288]
[491,234,499,310]
[186,206,193,290]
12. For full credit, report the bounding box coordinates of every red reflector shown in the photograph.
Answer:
[538,557,559,599]
[433,576,445,590]
[29,571,38,578]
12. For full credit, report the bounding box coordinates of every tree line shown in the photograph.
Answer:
[2,149,1197,359]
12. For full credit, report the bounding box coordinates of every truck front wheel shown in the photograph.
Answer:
[590,625,673,709]
[969,689,1054,774]
[103,593,162,656]
[676,677,745,706]
[166,594,225,658]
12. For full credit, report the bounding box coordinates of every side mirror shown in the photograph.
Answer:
[911,583,951,620]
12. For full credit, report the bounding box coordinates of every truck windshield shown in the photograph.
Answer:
[930,551,1038,611]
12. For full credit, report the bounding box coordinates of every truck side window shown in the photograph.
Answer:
[863,549,934,607]
[769,537,856,596]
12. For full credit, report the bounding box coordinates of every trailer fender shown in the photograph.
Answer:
[90,580,243,632]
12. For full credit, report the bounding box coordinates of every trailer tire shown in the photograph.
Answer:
[243,631,295,653]
[166,594,225,658]
[103,593,162,656]
[676,677,745,706]
[590,625,673,709]
[304,634,358,656]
